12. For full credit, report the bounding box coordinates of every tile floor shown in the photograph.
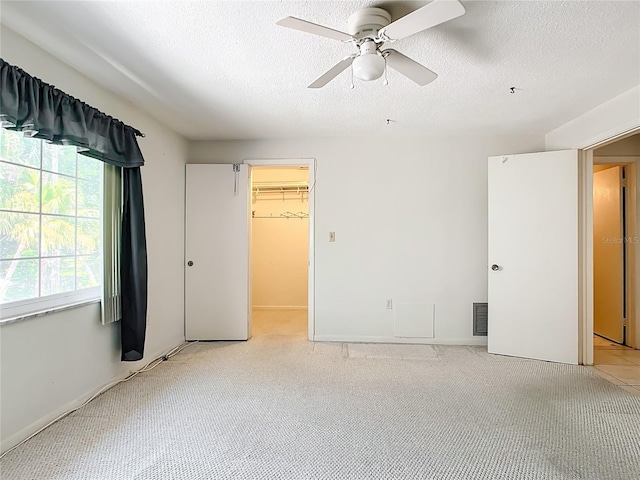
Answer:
[589,335,640,396]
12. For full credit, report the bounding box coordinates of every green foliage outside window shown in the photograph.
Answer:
[0,129,103,304]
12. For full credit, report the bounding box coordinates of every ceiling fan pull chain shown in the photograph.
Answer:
[350,66,355,89]
[383,59,389,86]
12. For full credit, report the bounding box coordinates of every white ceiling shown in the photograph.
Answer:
[1,1,639,140]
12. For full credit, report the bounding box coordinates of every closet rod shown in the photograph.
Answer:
[252,211,309,219]
[252,182,309,194]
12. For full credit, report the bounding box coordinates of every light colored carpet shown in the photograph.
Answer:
[2,335,640,479]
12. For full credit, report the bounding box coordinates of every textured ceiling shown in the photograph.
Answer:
[1,1,639,140]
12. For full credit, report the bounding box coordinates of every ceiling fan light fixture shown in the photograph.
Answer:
[352,53,385,81]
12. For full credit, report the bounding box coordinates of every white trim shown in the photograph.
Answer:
[580,150,594,365]
[0,297,100,325]
[314,335,488,346]
[0,287,100,323]
[252,305,307,311]
[1,385,97,454]
[0,341,182,454]
[244,158,316,341]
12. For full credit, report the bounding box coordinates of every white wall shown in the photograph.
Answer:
[594,133,640,156]
[545,85,640,150]
[0,27,187,452]
[251,168,308,309]
[189,135,543,343]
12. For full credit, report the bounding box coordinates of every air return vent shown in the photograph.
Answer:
[473,303,488,336]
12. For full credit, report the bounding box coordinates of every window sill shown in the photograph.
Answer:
[0,298,101,326]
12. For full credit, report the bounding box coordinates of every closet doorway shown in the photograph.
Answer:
[247,161,313,339]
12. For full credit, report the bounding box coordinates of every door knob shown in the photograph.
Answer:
[491,264,500,271]
[187,261,194,267]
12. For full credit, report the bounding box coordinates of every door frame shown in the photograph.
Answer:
[579,127,640,365]
[591,159,640,347]
[244,158,316,341]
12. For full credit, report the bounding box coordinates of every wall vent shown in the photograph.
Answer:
[473,303,488,336]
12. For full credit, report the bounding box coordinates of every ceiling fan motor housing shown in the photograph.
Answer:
[347,7,391,39]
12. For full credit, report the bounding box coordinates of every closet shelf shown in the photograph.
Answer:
[252,182,309,195]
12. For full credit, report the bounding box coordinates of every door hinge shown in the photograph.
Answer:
[622,178,627,187]
[233,164,241,195]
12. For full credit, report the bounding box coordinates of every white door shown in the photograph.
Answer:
[185,164,250,340]
[488,150,579,364]
[593,166,624,343]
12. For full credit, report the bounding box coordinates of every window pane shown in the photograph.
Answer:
[0,212,39,259]
[0,258,39,302]
[41,257,75,296]
[42,172,76,215]
[77,154,102,182]
[42,142,76,176]
[0,129,41,168]
[77,218,100,255]
[77,180,101,218]
[0,130,103,311]
[41,215,75,256]
[0,162,40,212]
[77,254,100,289]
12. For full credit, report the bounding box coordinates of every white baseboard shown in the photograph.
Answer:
[312,335,488,346]
[252,305,307,311]
[0,342,185,455]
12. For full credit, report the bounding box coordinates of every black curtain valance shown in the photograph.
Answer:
[0,58,145,168]
[1,58,148,362]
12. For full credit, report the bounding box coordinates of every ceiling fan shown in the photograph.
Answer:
[276,0,465,88]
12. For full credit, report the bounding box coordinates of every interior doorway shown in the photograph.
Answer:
[250,166,309,337]
[593,164,627,345]
[591,133,640,366]
[246,161,314,339]
[184,160,315,342]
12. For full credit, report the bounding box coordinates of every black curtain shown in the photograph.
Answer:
[121,168,148,361]
[1,58,148,361]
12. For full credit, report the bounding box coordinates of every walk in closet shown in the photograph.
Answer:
[251,167,309,335]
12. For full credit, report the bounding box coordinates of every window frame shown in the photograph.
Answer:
[0,130,103,322]
[0,286,100,322]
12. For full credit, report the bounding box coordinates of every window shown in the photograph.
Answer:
[0,128,103,320]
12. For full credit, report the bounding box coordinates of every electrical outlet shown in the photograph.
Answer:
[329,232,336,242]
[386,299,393,309]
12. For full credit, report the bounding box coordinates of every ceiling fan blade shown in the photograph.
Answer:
[379,0,465,41]
[276,17,353,42]
[308,56,355,88]
[383,50,438,86]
